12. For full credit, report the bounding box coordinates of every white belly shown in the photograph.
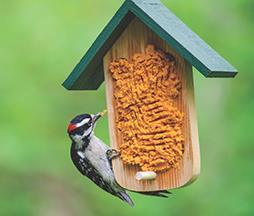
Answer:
[84,136,115,183]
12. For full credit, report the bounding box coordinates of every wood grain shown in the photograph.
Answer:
[103,18,200,191]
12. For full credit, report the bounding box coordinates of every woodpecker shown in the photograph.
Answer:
[67,111,170,206]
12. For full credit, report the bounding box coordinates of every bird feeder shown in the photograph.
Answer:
[63,0,237,192]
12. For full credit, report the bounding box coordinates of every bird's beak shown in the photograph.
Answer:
[92,110,107,123]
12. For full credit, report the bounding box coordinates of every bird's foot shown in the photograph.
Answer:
[106,149,120,161]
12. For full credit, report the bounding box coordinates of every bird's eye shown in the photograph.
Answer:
[83,122,92,130]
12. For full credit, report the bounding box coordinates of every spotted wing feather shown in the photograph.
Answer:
[70,144,116,195]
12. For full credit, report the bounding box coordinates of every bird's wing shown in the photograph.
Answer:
[71,147,118,195]
[78,156,134,206]
[70,143,134,206]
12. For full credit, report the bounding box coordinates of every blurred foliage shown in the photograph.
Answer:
[0,0,253,215]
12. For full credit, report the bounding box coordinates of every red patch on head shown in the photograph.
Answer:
[67,123,77,133]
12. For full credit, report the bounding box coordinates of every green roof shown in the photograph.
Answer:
[63,0,238,90]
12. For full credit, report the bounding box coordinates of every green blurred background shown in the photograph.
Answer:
[0,0,253,215]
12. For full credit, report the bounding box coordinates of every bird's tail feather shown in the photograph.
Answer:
[138,190,171,198]
[117,191,134,207]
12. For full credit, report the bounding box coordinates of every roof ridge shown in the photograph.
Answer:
[63,0,237,90]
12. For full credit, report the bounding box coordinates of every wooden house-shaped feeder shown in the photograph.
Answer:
[63,0,237,192]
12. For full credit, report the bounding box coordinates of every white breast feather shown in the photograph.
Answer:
[84,135,115,183]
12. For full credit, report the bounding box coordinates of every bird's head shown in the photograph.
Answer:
[67,111,106,144]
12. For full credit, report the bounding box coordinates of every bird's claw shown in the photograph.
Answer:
[106,149,120,161]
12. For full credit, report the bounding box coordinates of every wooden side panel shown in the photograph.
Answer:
[103,18,200,191]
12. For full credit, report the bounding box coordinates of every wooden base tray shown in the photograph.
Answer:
[103,18,200,192]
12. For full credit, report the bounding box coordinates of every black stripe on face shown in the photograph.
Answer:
[71,123,92,136]
[69,114,93,136]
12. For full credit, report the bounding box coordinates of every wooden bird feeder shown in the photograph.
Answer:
[63,0,237,192]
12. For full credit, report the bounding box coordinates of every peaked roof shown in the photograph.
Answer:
[63,0,237,90]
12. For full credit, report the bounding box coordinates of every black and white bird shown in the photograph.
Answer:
[67,112,170,206]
